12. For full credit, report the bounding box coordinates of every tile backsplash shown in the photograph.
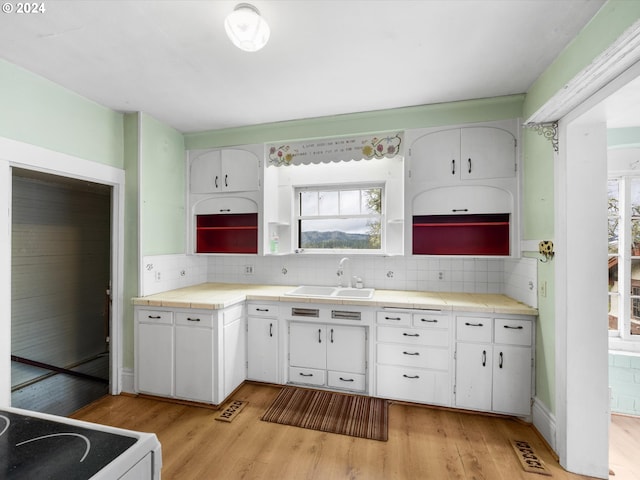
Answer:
[141,253,538,308]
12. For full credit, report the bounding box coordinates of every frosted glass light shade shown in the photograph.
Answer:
[224,3,270,52]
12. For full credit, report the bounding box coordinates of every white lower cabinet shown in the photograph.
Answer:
[137,310,174,397]
[375,309,452,406]
[288,322,367,392]
[454,315,533,416]
[247,303,279,383]
[135,304,245,406]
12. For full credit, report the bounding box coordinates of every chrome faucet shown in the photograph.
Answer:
[337,257,352,288]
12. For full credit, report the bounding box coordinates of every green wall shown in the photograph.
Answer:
[0,59,124,167]
[139,113,186,256]
[185,95,524,148]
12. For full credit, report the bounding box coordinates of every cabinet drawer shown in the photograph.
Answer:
[376,365,451,405]
[377,311,411,326]
[327,371,366,392]
[377,344,449,370]
[377,325,449,347]
[412,312,450,329]
[494,318,532,346]
[456,316,492,342]
[138,310,173,325]
[247,304,277,317]
[175,312,214,328]
[289,366,325,386]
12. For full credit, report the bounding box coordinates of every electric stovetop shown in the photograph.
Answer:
[0,409,138,479]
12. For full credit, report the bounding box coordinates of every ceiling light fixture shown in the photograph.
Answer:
[224,3,270,52]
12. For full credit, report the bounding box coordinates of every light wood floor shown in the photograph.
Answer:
[71,382,627,480]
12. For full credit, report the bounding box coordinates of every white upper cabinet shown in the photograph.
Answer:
[190,148,260,194]
[409,127,516,185]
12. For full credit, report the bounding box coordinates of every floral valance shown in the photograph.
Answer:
[266,131,403,167]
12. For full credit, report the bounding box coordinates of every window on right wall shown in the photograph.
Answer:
[608,176,640,345]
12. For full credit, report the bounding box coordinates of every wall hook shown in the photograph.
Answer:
[539,240,555,263]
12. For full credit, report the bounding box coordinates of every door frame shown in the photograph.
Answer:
[0,136,125,404]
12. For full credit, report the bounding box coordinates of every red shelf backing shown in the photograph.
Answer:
[196,213,258,254]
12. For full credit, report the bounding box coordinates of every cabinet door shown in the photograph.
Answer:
[137,323,174,396]
[190,150,222,193]
[175,325,213,402]
[410,129,460,184]
[289,323,326,369]
[460,127,515,180]
[247,317,279,383]
[492,345,532,415]
[326,325,366,374]
[223,317,246,399]
[221,149,259,192]
[455,342,492,411]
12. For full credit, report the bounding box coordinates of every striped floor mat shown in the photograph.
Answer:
[261,386,388,441]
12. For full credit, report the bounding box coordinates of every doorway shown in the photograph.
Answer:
[10,168,112,416]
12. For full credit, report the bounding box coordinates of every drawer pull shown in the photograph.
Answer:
[330,328,334,343]
[403,351,420,356]
[420,318,438,323]
[256,308,270,312]
[482,350,487,367]
[147,315,162,319]
[465,322,484,327]
[219,208,231,212]
[403,374,420,379]
[503,325,524,330]
[403,333,420,337]
[299,372,313,377]
[385,316,402,321]
[318,328,322,344]
[187,317,201,322]
[269,323,273,337]
[339,377,354,382]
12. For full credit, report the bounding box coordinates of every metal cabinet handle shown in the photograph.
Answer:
[299,372,313,377]
[403,374,420,379]
[318,328,322,343]
[465,322,484,327]
[186,317,201,322]
[215,175,219,189]
[499,351,504,369]
[256,308,269,312]
[385,316,402,321]
[225,174,228,187]
[269,323,273,337]
[403,333,420,337]
[503,325,524,330]
[482,350,487,367]
[468,157,472,173]
[219,208,231,212]
[403,351,420,356]
[147,315,161,319]
[339,377,354,382]
[330,328,334,343]
[420,318,438,323]
[451,159,455,175]
[452,208,469,212]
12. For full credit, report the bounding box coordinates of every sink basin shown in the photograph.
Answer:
[284,286,375,299]
[333,288,375,299]
[286,285,338,297]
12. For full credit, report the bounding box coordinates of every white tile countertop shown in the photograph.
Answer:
[132,283,538,315]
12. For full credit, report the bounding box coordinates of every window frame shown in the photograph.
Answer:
[294,183,385,254]
[608,174,640,350]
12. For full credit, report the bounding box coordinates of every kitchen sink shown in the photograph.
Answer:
[284,285,374,299]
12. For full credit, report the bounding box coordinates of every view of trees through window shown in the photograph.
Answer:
[608,177,640,337]
[297,187,382,250]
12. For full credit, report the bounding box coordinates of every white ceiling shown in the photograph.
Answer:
[0,0,608,133]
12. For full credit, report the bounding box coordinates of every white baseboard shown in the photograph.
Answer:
[532,397,557,453]
[120,368,135,394]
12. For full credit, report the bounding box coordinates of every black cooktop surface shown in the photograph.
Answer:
[0,410,138,480]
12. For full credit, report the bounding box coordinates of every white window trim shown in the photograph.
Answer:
[294,183,385,254]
